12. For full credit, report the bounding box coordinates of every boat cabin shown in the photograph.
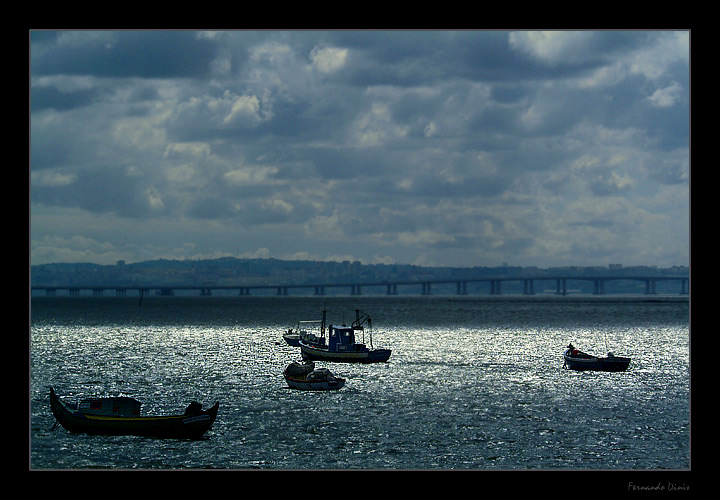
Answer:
[328,325,367,353]
[77,396,142,417]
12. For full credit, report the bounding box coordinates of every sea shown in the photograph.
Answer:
[29,293,690,471]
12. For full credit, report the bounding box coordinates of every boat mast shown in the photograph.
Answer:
[352,309,373,348]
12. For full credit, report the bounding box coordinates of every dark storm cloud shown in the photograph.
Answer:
[31,31,218,78]
[31,84,107,112]
[32,164,155,218]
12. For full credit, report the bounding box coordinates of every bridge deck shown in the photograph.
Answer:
[32,276,689,296]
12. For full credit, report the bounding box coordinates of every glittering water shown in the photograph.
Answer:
[30,295,689,469]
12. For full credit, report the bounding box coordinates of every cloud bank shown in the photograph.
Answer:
[30,30,690,267]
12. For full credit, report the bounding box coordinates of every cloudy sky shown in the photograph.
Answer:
[30,30,690,268]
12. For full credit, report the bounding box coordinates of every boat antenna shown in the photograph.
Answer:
[603,330,609,354]
[369,318,373,349]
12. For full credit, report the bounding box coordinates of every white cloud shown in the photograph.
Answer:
[170,90,272,131]
[239,247,272,259]
[250,41,293,64]
[223,93,262,125]
[508,31,596,65]
[309,46,348,73]
[647,81,684,107]
[31,170,77,187]
[350,102,409,147]
[164,142,212,159]
[146,187,166,211]
[224,165,278,185]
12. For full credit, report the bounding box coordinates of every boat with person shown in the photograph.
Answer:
[283,361,346,390]
[299,309,391,363]
[563,343,631,372]
[49,387,219,439]
[283,316,326,347]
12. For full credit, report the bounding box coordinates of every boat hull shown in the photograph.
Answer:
[300,342,391,363]
[284,376,346,391]
[563,354,631,372]
[50,388,219,439]
[283,334,301,346]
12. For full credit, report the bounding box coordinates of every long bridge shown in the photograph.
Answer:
[32,275,689,297]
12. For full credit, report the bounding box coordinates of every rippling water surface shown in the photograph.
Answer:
[30,295,689,469]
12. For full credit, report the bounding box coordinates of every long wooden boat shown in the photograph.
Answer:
[50,388,219,439]
[299,309,391,363]
[563,344,631,372]
[283,361,346,391]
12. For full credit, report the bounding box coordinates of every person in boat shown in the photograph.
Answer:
[566,343,579,356]
[184,401,203,416]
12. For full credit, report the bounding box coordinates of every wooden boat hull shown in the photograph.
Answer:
[300,342,391,363]
[283,333,301,346]
[563,353,631,372]
[283,361,346,390]
[50,388,219,439]
[284,375,346,391]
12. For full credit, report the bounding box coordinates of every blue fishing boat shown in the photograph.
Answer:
[299,309,391,363]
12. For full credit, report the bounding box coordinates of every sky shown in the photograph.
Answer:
[30,30,690,269]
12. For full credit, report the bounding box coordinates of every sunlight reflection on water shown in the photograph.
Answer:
[31,296,688,469]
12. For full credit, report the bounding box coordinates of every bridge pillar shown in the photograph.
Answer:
[456,281,467,295]
[277,287,288,295]
[351,285,362,295]
[116,289,126,296]
[523,279,535,295]
[490,280,502,295]
[93,289,103,296]
[314,286,325,295]
[645,280,657,295]
[238,288,251,295]
[386,284,397,295]
[556,279,567,296]
[593,279,605,295]
[681,278,688,295]
[201,288,212,296]
[422,282,432,295]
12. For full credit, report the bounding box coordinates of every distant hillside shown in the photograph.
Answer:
[31,257,689,292]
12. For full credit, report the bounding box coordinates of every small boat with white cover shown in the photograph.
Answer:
[283,361,346,390]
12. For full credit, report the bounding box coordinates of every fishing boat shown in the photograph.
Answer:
[283,361,346,391]
[299,309,391,363]
[563,344,631,372]
[283,316,326,347]
[49,387,219,439]
[283,330,301,346]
